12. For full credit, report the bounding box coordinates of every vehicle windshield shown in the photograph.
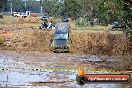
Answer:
[55,23,69,30]
[54,33,68,39]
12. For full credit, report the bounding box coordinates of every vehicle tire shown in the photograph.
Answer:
[65,48,69,53]
[76,75,86,85]
[49,46,53,51]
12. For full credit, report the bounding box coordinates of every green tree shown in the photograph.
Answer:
[26,0,41,13]
[8,0,25,12]
[41,0,63,16]
[99,0,125,22]
[0,0,7,12]
[79,0,101,21]
[123,0,132,37]
[64,0,81,20]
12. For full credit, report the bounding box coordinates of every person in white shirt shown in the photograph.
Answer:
[47,21,52,29]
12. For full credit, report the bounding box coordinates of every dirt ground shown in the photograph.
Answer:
[0,16,131,55]
[0,16,132,88]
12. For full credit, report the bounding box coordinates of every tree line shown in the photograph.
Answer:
[0,0,131,23]
[40,0,131,24]
[2,0,41,13]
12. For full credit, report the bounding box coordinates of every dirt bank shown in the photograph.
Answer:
[0,16,131,56]
[1,29,131,56]
[70,31,132,56]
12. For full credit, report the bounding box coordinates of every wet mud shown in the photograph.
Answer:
[0,50,131,88]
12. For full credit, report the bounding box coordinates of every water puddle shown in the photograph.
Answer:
[0,51,129,88]
[0,71,50,87]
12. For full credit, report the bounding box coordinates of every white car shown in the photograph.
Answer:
[13,12,27,18]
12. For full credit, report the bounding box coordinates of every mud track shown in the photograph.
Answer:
[0,50,132,88]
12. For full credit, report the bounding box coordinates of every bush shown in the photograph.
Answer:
[0,15,3,19]
[76,18,85,26]
[0,36,5,45]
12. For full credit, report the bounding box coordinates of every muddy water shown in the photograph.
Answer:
[0,51,130,88]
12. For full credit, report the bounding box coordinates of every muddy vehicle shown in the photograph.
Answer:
[50,22,70,52]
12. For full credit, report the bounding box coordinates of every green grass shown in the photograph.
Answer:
[76,25,111,30]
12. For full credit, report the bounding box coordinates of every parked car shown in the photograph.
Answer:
[13,12,27,18]
[12,12,19,17]
[12,11,31,18]
[112,22,124,29]
[31,13,38,17]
